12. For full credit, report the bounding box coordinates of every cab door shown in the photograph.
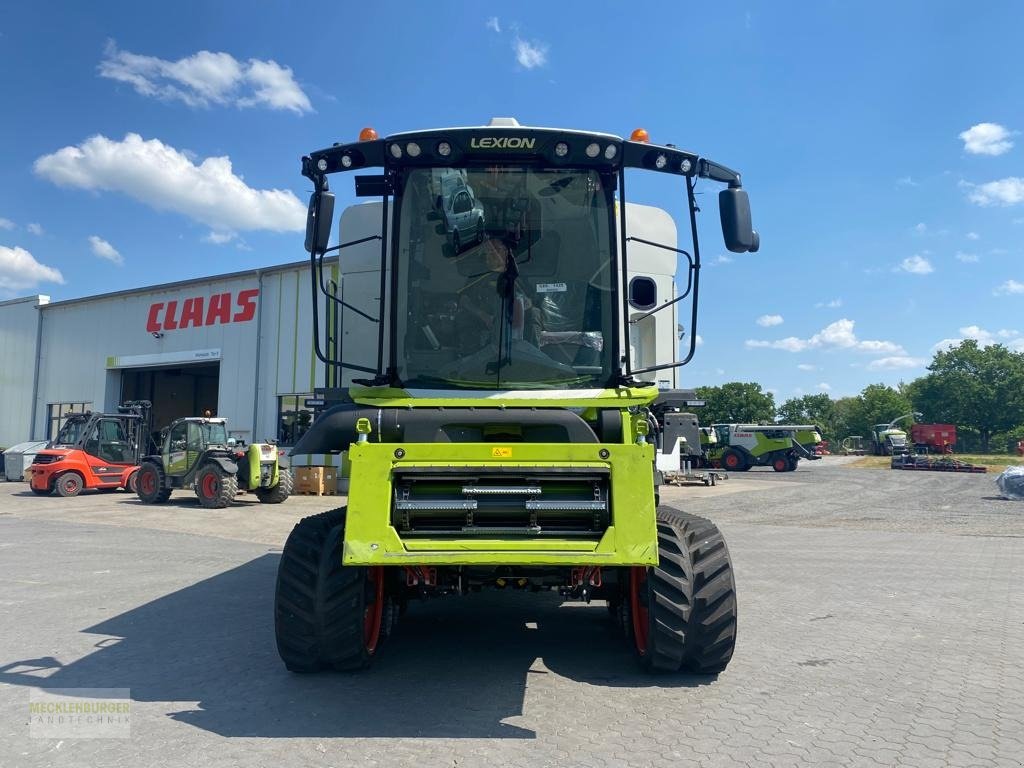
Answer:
[166,421,189,475]
[185,421,204,473]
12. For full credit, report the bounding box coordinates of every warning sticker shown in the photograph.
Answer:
[491,447,513,458]
[536,282,567,293]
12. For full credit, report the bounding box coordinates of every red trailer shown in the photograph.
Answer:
[911,424,956,454]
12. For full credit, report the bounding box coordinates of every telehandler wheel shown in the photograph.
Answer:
[721,449,745,472]
[627,508,737,674]
[136,461,171,504]
[195,463,238,509]
[275,508,389,672]
[55,472,84,498]
[255,467,293,504]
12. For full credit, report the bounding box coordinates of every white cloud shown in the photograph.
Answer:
[815,297,842,309]
[959,122,1015,156]
[88,235,123,265]
[710,254,733,266]
[994,279,1024,296]
[818,382,832,392]
[202,231,237,245]
[797,363,817,371]
[513,37,548,69]
[26,222,44,236]
[756,314,783,327]
[0,245,65,291]
[34,133,305,234]
[964,177,1024,206]
[746,318,905,355]
[913,222,928,235]
[0,218,13,230]
[98,42,312,114]
[896,176,918,187]
[955,251,979,263]
[695,334,704,346]
[867,356,927,371]
[897,254,933,274]
[486,17,501,33]
[934,325,1024,353]
[966,231,980,240]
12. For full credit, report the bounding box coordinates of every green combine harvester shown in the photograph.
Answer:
[274,119,758,674]
[706,424,823,472]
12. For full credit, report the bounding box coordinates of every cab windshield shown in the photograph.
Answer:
[53,418,88,446]
[202,422,229,446]
[394,166,616,390]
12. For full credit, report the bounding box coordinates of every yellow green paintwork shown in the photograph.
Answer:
[245,444,279,490]
[342,440,659,567]
[347,385,661,409]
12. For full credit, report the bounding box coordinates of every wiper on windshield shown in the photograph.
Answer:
[485,243,520,381]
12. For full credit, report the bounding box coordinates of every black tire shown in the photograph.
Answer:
[136,461,171,504]
[275,508,390,672]
[771,455,789,472]
[55,472,84,498]
[476,219,485,244]
[787,457,799,472]
[452,230,461,253]
[626,508,737,674]
[125,470,139,493]
[721,449,745,472]
[194,463,238,509]
[255,467,292,504]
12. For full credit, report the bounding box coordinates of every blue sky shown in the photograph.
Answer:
[2,1,1023,401]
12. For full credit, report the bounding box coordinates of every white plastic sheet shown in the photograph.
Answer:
[996,465,1024,500]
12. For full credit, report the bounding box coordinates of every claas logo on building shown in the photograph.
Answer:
[146,289,258,333]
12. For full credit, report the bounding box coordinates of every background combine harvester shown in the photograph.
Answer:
[273,118,759,674]
[706,423,822,472]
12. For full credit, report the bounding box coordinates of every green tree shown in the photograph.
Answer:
[696,382,775,425]
[847,383,913,439]
[912,340,1024,452]
[776,393,836,439]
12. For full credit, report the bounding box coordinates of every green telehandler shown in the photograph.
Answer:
[135,417,292,508]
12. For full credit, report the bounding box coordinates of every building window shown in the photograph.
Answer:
[278,394,314,446]
[47,402,92,440]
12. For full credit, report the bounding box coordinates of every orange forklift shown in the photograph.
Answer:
[28,401,154,497]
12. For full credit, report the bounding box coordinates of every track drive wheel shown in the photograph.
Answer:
[275,508,390,672]
[136,461,171,504]
[195,463,238,509]
[55,472,84,498]
[255,467,293,504]
[627,508,737,674]
[721,449,744,472]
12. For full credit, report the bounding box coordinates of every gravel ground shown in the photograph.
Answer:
[0,457,1021,767]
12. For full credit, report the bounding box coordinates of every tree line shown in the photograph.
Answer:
[694,340,1024,453]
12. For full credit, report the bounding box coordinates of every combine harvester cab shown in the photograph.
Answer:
[274,118,758,674]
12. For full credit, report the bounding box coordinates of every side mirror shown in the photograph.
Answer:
[719,188,760,253]
[304,190,336,254]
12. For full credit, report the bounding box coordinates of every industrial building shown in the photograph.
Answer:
[0,258,335,457]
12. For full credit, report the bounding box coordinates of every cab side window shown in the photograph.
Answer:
[187,422,204,452]
[169,422,188,453]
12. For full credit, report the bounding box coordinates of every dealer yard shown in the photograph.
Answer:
[1,457,1022,767]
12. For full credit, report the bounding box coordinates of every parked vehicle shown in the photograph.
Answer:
[27,401,153,497]
[910,423,956,454]
[135,417,291,508]
[706,423,823,472]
